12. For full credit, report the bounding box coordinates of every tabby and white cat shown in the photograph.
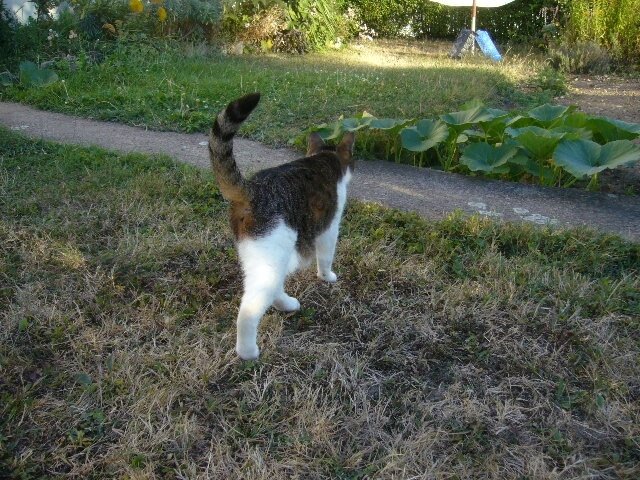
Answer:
[208,93,355,360]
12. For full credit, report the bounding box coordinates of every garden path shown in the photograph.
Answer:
[1,101,639,240]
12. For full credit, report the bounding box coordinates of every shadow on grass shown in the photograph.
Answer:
[1,128,639,477]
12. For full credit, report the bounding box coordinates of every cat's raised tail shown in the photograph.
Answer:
[208,92,261,203]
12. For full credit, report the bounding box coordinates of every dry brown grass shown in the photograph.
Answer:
[1,129,639,478]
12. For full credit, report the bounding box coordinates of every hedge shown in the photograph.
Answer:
[349,0,563,41]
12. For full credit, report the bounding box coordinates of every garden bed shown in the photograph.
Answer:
[557,75,640,195]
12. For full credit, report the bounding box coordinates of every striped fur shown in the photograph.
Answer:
[208,93,261,203]
[207,93,356,360]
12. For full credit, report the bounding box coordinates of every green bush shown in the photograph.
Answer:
[562,0,640,63]
[306,102,640,189]
[346,0,418,38]
[348,0,563,42]
[0,1,18,62]
[162,0,223,41]
[287,0,349,50]
[222,0,351,52]
[549,40,611,74]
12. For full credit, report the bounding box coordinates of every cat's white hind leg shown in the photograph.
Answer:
[235,220,296,360]
[316,170,350,283]
[236,285,277,360]
[273,289,300,312]
[272,250,304,311]
[315,223,339,283]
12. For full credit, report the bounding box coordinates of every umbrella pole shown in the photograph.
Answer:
[471,0,477,52]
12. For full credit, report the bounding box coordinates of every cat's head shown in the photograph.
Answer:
[307,132,355,172]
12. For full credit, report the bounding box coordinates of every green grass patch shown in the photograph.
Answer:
[1,127,639,478]
[0,40,555,146]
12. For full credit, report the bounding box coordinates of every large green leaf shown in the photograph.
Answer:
[550,126,592,141]
[369,118,405,130]
[563,111,589,129]
[460,142,519,172]
[341,117,369,132]
[526,104,573,127]
[19,61,58,87]
[508,153,553,178]
[477,110,514,141]
[553,139,640,178]
[0,71,15,86]
[314,121,343,140]
[505,126,566,160]
[400,119,449,152]
[440,105,496,128]
[586,117,640,143]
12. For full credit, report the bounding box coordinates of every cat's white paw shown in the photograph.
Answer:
[273,294,301,312]
[236,342,260,361]
[318,270,338,283]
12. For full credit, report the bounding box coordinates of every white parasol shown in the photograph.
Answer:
[429,0,516,31]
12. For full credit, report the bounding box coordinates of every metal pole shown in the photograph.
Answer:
[471,0,477,52]
[471,0,477,31]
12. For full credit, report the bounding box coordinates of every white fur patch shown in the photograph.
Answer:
[235,219,297,359]
[315,168,351,282]
[234,169,352,359]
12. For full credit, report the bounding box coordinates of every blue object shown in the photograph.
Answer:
[475,30,502,62]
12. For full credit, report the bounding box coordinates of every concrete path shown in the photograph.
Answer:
[2,102,639,241]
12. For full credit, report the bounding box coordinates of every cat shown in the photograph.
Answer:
[208,93,355,360]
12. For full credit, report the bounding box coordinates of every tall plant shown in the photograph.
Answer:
[562,0,640,61]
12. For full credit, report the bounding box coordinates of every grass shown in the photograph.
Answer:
[1,127,639,478]
[0,40,555,146]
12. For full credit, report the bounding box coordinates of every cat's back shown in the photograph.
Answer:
[242,152,344,249]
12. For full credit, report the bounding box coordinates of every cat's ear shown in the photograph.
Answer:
[337,132,355,166]
[307,133,325,156]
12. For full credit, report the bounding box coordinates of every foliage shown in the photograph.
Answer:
[347,0,563,42]
[286,0,349,50]
[222,0,351,53]
[308,102,640,189]
[553,139,640,179]
[561,0,640,63]
[18,60,58,87]
[548,40,611,74]
[531,65,567,96]
[0,1,19,65]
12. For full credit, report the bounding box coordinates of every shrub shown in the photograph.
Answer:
[561,0,640,63]
[306,102,640,189]
[348,0,563,42]
[0,1,20,67]
[287,0,350,50]
[162,0,223,41]
[548,40,611,74]
[222,0,351,53]
[532,65,567,95]
[346,0,418,38]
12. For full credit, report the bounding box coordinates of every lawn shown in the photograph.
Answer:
[0,40,554,146]
[1,128,639,478]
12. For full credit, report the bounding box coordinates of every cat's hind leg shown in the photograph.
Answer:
[272,250,306,312]
[273,288,300,312]
[315,221,339,283]
[235,221,296,360]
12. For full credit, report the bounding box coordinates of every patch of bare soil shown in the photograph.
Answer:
[557,75,640,195]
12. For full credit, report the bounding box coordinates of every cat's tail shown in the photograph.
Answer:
[208,92,261,203]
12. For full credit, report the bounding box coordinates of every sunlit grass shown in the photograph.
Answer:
[0,39,553,145]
